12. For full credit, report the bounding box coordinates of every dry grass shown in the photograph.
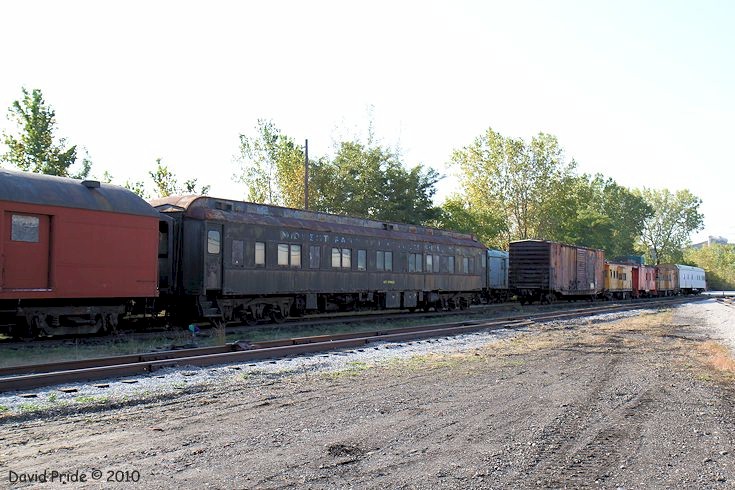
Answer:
[696,341,735,375]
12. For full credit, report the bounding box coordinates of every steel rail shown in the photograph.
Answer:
[0,297,700,393]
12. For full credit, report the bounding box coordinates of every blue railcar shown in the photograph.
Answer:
[484,249,510,302]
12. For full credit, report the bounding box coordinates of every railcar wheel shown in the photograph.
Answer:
[270,308,286,324]
[94,315,106,334]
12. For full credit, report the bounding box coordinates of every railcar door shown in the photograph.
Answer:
[205,223,223,291]
[2,212,50,290]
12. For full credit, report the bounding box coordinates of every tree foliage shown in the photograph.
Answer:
[1,87,91,178]
[235,119,305,208]
[558,174,653,257]
[149,158,210,198]
[684,244,735,291]
[450,128,577,244]
[234,120,440,225]
[309,141,440,224]
[635,188,704,264]
[433,195,507,249]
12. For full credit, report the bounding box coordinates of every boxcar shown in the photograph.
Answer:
[484,249,509,302]
[603,262,633,299]
[509,240,605,304]
[152,195,487,324]
[0,169,161,336]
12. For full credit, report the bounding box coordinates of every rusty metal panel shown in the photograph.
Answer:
[510,240,603,297]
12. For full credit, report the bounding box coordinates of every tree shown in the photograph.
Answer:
[450,128,577,243]
[1,87,91,178]
[235,119,441,224]
[309,140,440,224]
[149,158,210,198]
[559,174,653,257]
[235,120,305,207]
[684,244,735,290]
[433,195,507,249]
[635,188,704,264]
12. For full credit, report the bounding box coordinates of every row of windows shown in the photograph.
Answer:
[211,234,476,274]
[609,270,628,280]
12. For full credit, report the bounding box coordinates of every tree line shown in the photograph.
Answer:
[2,87,732,287]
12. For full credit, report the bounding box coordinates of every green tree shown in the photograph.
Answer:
[451,128,577,243]
[149,158,210,198]
[433,195,507,249]
[559,175,653,257]
[1,87,91,178]
[235,119,305,207]
[635,188,704,264]
[309,140,440,224]
[684,243,735,290]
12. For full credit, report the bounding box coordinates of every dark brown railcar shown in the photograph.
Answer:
[509,239,604,304]
[152,196,486,324]
[0,169,161,336]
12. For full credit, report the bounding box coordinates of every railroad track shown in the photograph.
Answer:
[0,297,702,393]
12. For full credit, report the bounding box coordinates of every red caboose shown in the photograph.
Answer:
[0,169,160,336]
[632,264,657,298]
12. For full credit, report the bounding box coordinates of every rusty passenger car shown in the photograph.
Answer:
[0,170,160,336]
[152,196,487,324]
[509,239,604,304]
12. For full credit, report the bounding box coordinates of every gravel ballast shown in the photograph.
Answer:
[2,299,734,489]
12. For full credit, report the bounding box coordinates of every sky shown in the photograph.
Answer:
[1,0,733,244]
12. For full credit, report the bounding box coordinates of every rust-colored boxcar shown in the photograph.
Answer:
[509,240,605,304]
[0,170,160,336]
[152,195,487,324]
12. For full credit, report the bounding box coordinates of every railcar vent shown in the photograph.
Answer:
[214,201,233,212]
[383,223,394,231]
[81,180,100,188]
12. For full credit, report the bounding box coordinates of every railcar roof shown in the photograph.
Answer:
[151,195,483,248]
[0,169,160,218]
[509,239,604,253]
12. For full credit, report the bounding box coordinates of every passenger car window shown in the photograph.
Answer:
[255,242,265,266]
[290,244,301,268]
[207,230,220,254]
[357,250,366,271]
[278,244,289,266]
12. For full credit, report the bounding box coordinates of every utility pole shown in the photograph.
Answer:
[304,139,309,210]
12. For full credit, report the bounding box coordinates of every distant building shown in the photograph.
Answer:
[691,236,729,249]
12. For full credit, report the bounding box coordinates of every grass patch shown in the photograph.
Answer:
[697,341,735,375]
[322,361,373,379]
[75,395,109,404]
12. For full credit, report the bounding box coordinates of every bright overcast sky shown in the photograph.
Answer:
[1,0,733,244]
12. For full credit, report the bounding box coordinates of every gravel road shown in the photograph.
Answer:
[2,298,734,489]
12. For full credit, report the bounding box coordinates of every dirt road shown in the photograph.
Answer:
[2,301,735,489]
